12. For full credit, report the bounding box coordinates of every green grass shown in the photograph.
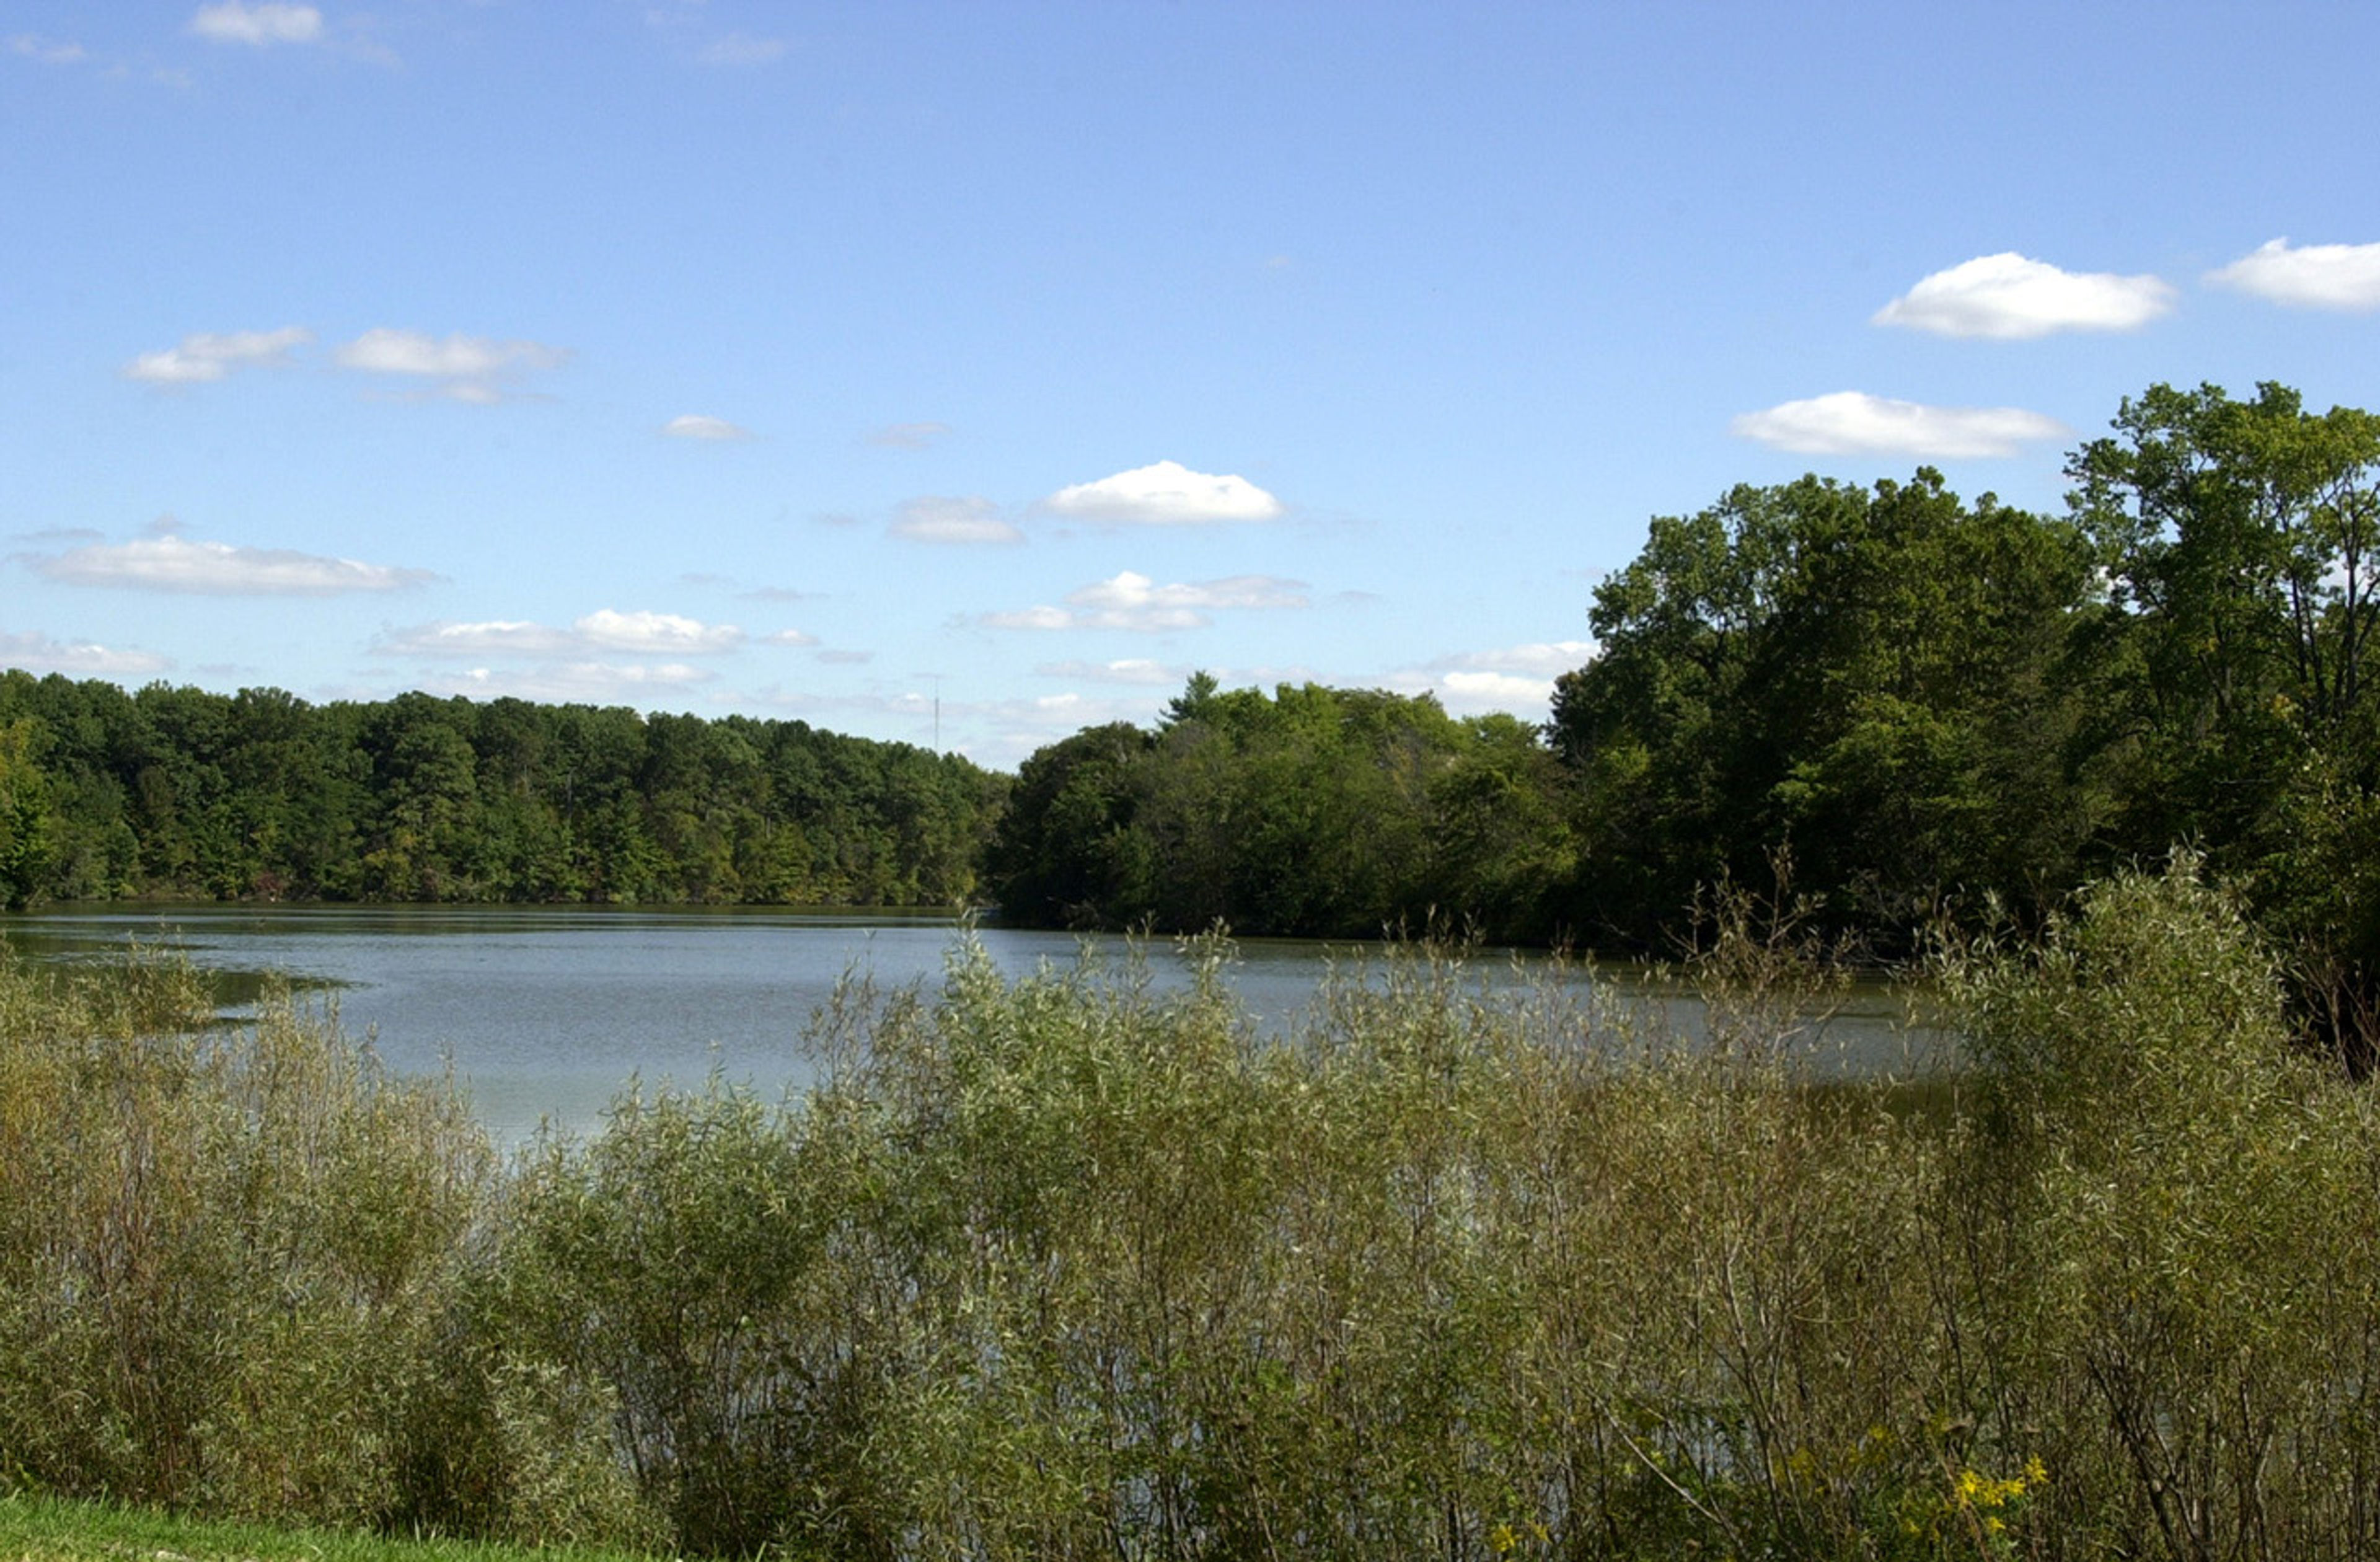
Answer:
[0,1494,653,1562]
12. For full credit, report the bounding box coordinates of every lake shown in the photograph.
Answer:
[0,904,1937,1143]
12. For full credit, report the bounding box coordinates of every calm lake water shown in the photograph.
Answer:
[0,904,1937,1144]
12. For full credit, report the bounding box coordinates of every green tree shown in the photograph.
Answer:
[1553,470,2101,944]
[2069,381,2380,1057]
[0,719,55,910]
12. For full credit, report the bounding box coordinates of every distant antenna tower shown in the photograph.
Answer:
[932,675,941,753]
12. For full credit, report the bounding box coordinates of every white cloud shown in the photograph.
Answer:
[760,629,819,648]
[1034,658,1181,685]
[333,328,571,402]
[188,2,322,45]
[2207,238,2380,312]
[420,662,716,704]
[890,495,1022,545]
[377,620,569,657]
[1387,640,1598,719]
[0,630,167,676]
[1730,392,2068,459]
[1439,670,1559,713]
[124,326,311,385]
[985,604,1075,631]
[1872,252,2175,339]
[575,608,742,654]
[1430,640,1597,677]
[378,609,743,659]
[984,570,1308,632]
[663,413,753,441]
[1041,459,1284,526]
[868,421,951,450]
[698,32,786,66]
[32,534,436,595]
[9,34,87,64]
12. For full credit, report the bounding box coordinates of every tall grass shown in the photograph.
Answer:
[4,863,2379,1557]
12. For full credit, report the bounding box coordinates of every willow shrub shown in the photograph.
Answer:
[486,925,1966,1560]
[0,951,493,1527]
[14,863,2380,1558]
[1936,863,2380,1560]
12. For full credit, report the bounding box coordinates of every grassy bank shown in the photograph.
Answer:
[2,864,2376,1558]
[0,1493,643,1562]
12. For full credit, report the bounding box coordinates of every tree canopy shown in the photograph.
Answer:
[0,676,1007,909]
[989,680,1576,940]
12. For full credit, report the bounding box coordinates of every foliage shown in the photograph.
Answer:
[1549,468,2104,948]
[0,1490,647,1562]
[0,677,1006,909]
[12,873,2380,1555]
[2068,382,2380,1059]
[989,681,1577,940]
[0,950,492,1527]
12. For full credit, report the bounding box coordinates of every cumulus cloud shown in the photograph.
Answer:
[1033,658,1181,685]
[188,2,322,45]
[124,326,311,385]
[334,329,571,402]
[377,609,743,659]
[31,534,436,595]
[868,421,951,450]
[0,630,167,677]
[576,608,742,653]
[760,629,819,648]
[1730,392,2067,459]
[1873,253,2175,339]
[1388,641,1598,718]
[2207,238,2380,312]
[1430,671,1558,715]
[890,496,1022,545]
[984,570,1308,632]
[663,413,753,441]
[1041,460,1284,526]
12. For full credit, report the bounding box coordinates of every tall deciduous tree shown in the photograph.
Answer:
[1552,470,2101,944]
[2069,382,2380,1058]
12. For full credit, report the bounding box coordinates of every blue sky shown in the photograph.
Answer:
[5,1,2378,766]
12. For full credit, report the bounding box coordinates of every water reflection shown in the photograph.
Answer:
[1,904,1940,1144]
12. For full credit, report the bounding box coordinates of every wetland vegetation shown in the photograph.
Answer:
[3,865,2378,1558]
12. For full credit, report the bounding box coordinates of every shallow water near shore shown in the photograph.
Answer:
[1,902,1937,1142]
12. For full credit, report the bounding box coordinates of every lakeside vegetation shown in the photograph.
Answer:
[5,864,2379,1558]
[0,1491,647,1562]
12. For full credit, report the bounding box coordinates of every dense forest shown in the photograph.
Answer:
[0,679,1005,909]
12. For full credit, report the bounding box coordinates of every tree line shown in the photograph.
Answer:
[990,380,2380,1049]
[0,677,1006,909]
